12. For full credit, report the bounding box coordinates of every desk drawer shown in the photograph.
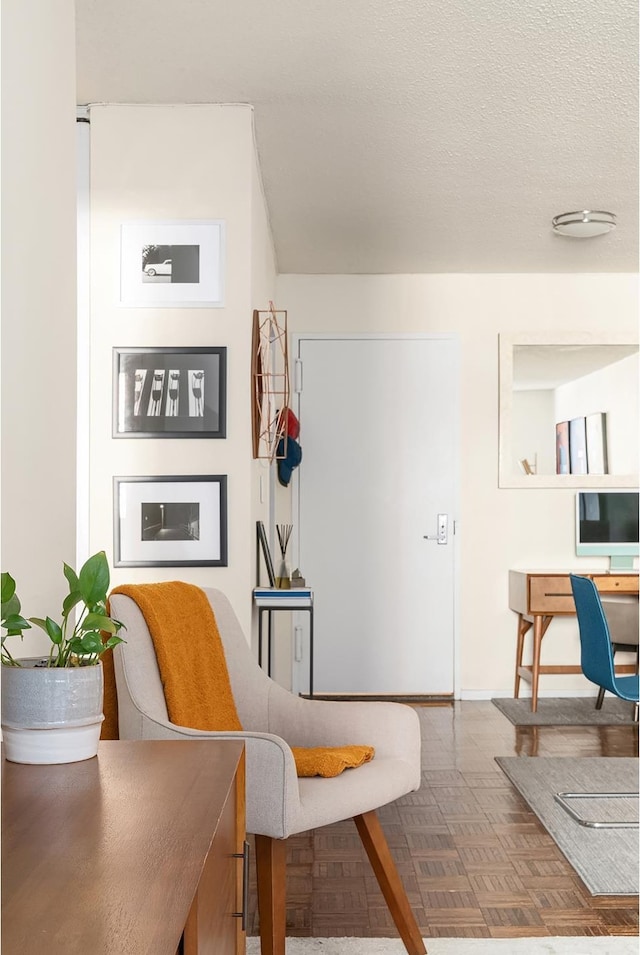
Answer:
[592,575,639,595]
[529,576,575,613]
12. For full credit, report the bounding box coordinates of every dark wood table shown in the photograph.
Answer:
[2,740,246,954]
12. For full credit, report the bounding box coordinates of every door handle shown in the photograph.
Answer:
[423,514,448,545]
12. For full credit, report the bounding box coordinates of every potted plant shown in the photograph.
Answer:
[1,550,124,765]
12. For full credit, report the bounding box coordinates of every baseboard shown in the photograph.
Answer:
[301,690,598,702]
[301,693,454,704]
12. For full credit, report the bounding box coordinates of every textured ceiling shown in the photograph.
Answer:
[75,0,638,274]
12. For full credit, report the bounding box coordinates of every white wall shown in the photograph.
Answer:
[88,104,268,635]
[276,272,638,696]
[555,355,639,474]
[512,389,555,475]
[1,0,77,656]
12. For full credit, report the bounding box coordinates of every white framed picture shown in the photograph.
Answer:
[119,219,225,307]
[586,411,609,475]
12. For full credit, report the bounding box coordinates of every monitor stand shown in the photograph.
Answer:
[609,554,636,572]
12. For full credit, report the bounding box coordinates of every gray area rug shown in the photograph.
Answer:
[495,756,639,895]
[247,938,638,953]
[492,696,636,725]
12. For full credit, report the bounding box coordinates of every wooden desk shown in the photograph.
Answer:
[2,740,246,955]
[509,570,639,712]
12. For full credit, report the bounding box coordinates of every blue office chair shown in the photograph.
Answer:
[569,574,639,717]
[554,576,640,830]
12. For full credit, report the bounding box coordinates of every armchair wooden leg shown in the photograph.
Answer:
[595,686,605,709]
[354,810,427,955]
[254,835,287,955]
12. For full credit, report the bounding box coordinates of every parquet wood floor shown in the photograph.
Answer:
[247,700,639,939]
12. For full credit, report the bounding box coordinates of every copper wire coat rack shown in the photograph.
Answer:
[251,303,290,461]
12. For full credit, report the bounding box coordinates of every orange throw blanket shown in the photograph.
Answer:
[102,582,373,778]
[292,745,374,778]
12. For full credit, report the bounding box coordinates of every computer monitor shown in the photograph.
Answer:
[575,490,639,571]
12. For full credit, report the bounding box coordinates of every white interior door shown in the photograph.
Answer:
[295,336,458,696]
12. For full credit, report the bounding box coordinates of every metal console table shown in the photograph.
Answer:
[253,588,314,697]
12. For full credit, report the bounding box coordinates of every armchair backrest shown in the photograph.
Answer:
[569,574,618,694]
[110,587,273,736]
[110,593,168,737]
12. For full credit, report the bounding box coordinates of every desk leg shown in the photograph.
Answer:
[308,607,314,699]
[258,610,264,669]
[530,615,544,713]
[514,614,532,699]
[530,614,553,713]
[267,611,272,678]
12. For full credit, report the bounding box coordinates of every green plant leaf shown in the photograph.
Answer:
[79,612,117,633]
[1,573,16,605]
[103,634,125,650]
[62,591,82,617]
[78,631,104,654]
[78,551,110,605]
[3,613,31,632]
[63,563,79,591]
[44,617,63,645]
[2,593,22,622]
[1,553,120,666]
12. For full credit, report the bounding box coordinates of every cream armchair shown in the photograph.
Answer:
[109,587,425,955]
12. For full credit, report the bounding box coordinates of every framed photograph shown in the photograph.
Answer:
[114,475,227,567]
[119,219,225,307]
[555,420,570,474]
[586,412,609,475]
[568,416,588,475]
[113,347,226,438]
[256,521,276,587]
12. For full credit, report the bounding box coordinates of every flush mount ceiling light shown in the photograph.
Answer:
[552,210,616,237]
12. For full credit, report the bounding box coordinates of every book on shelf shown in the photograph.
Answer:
[253,587,312,598]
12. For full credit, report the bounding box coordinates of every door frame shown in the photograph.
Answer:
[291,332,462,699]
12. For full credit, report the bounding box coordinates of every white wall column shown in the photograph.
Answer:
[1,0,77,654]
[88,105,275,633]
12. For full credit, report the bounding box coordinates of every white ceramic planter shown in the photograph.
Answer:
[1,658,104,764]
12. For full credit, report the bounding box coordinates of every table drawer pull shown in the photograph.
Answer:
[592,576,639,593]
[233,839,250,931]
[529,577,574,612]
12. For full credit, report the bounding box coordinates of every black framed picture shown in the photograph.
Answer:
[113,475,228,567]
[256,520,276,587]
[113,347,226,438]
